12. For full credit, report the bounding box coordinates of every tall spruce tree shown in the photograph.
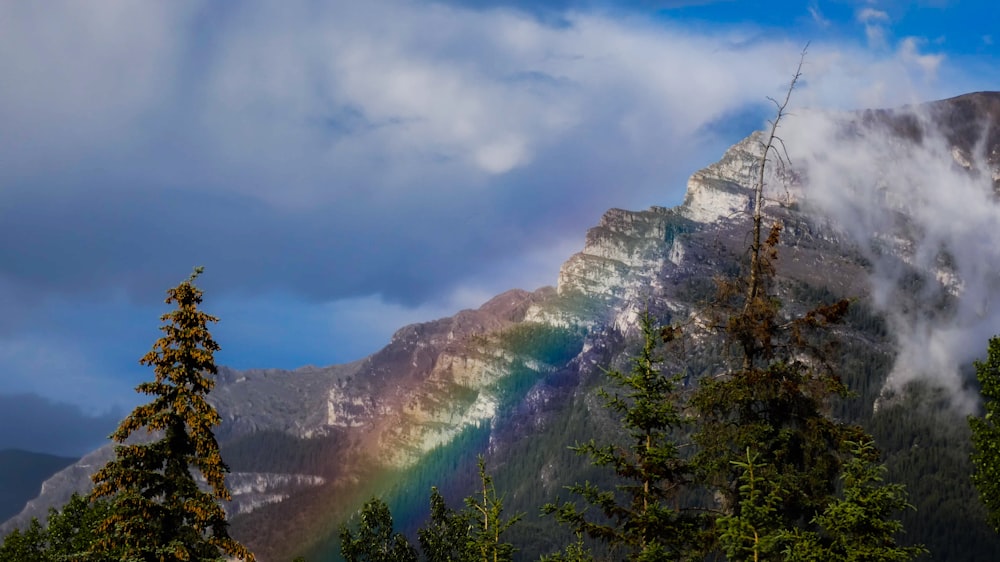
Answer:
[970,335,1000,532]
[689,49,921,560]
[89,268,254,561]
[544,311,697,560]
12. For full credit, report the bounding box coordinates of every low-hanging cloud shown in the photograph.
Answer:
[783,96,1000,411]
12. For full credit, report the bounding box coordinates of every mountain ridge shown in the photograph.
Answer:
[6,91,1000,561]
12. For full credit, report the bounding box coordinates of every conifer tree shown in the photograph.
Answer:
[89,268,254,561]
[716,449,787,561]
[419,487,472,562]
[690,49,920,560]
[783,440,925,562]
[0,493,113,561]
[339,497,418,562]
[465,456,522,562]
[970,335,1000,532]
[544,311,697,560]
[418,457,521,562]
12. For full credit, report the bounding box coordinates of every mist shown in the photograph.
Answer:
[781,95,1000,412]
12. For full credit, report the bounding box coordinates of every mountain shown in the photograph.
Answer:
[0,450,77,524]
[5,92,1000,561]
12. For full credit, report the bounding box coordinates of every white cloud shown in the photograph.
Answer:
[0,0,995,412]
[856,7,890,49]
[899,36,945,80]
[475,136,531,174]
[808,3,830,27]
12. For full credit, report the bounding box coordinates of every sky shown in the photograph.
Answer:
[0,0,996,456]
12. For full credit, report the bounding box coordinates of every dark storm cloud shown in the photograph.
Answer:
[0,394,119,456]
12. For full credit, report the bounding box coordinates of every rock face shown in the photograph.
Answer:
[7,92,1000,561]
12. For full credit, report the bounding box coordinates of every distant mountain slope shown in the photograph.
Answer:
[0,449,77,523]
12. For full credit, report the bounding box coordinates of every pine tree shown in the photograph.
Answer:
[89,268,254,561]
[544,311,697,560]
[716,449,787,562]
[690,48,921,561]
[783,440,925,562]
[418,456,521,562]
[419,487,473,562]
[465,456,522,562]
[970,335,1000,532]
[0,493,113,561]
[339,497,418,562]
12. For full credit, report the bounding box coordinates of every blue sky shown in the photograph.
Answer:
[0,0,996,455]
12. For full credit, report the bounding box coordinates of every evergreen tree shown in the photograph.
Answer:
[544,311,697,560]
[419,487,472,562]
[339,497,418,562]
[47,493,112,561]
[783,440,925,562]
[719,441,924,562]
[0,518,48,562]
[538,533,595,562]
[465,456,522,562]
[0,493,113,561]
[418,456,521,562]
[716,449,787,562]
[690,50,921,561]
[89,268,254,561]
[970,335,1000,532]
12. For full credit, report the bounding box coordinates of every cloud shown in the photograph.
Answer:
[856,7,890,49]
[0,0,994,414]
[782,100,1000,412]
[808,3,830,27]
[0,394,120,456]
[898,36,945,79]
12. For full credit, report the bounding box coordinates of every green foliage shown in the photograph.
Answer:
[417,456,522,562]
[89,268,254,561]
[784,440,925,562]
[539,532,595,562]
[464,457,522,562]
[716,449,787,561]
[46,493,112,561]
[971,335,1000,533]
[543,311,697,560]
[0,518,48,562]
[0,493,112,562]
[873,381,1000,560]
[718,441,924,562]
[339,497,417,562]
[419,487,473,562]
[691,358,862,528]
